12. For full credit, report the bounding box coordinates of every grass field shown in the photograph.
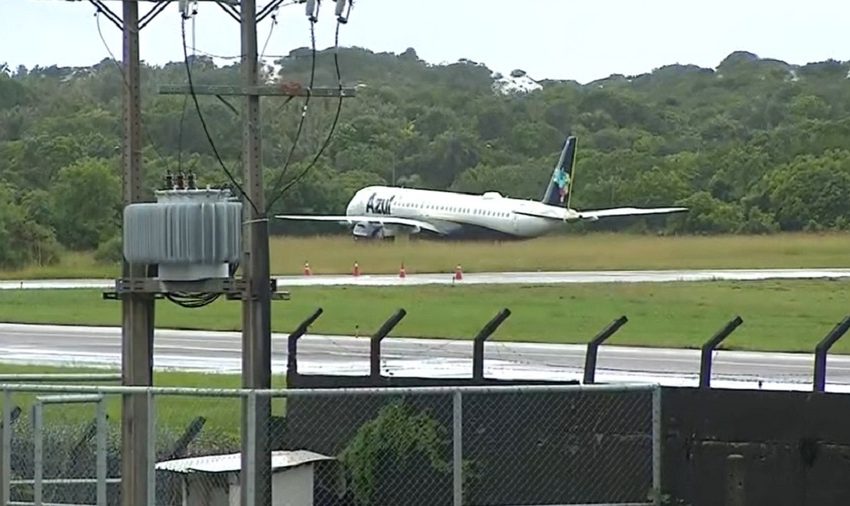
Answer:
[2,232,850,279]
[0,281,849,353]
[0,364,286,442]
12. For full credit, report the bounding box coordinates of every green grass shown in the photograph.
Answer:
[3,232,850,279]
[0,364,287,443]
[269,232,850,275]
[0,251,114,280]
[0,281,849,353]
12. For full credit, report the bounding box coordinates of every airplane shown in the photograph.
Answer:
[275,136,688,240]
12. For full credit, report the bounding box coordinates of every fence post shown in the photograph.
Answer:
[33,401,43,506]
[726,453,745,506]
[1,389,11,506]
[583,316,628,384]
[652,385,662,505]
[96,397,107,506]
[453,391,463,506]
[287,308,324,377]
[813,316,850,392]
[147,390,156,506]
[472,309,512,380]
[700,316,744,389]
[243,391,257,506]
[370,309,407,378]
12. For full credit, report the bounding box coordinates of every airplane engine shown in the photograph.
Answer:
[352,222,398,241]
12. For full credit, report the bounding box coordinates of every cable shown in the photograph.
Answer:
[269,8,348,204]
[177,5,197,173]
[166,291,221,308]
[180,15,259,214]
[265,17,318,210]
[185,48,291,61]
[94,8,168,164]
[260,10,279,62]
[177,93,188,173]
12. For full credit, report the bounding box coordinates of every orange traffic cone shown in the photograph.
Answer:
[454,264,463,281]
[303,262,312,276]
[399,262,407,278]
[352,261,361,276]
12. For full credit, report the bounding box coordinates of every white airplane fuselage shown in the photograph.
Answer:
[345,185,569,240]
[276,136,687,239]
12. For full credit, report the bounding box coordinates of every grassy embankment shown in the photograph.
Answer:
[0,281,848,353]
[1,232,850,279]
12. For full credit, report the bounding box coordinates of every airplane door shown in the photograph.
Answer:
[511,212,519,233]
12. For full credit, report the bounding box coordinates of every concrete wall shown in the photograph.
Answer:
[661,387,850,506]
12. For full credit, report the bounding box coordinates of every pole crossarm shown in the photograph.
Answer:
[89,0,124,29]
[86,0,182,31]
[257,0,289,22]
[158,84,358,98]
[216,1,242,22]
[62,0,239,3]
[139,0,169,29]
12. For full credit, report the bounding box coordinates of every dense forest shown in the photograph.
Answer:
[1,47,849,268]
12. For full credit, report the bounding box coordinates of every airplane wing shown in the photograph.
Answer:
[275,214,444,234]
[514,206,687,222]
[575,207,688,221]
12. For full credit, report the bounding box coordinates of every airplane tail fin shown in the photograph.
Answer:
[541,136,577,208]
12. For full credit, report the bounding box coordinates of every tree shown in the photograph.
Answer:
[3,45,850,256]
[764,150,850,231]
[0,184,60,268]
[49,158,121,250]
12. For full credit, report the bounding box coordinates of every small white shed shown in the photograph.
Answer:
[155,450,336,506]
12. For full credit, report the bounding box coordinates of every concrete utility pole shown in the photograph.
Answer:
[119,3,154,506]
[159,3,355,504]
[43,1,354,504]
[238,1,274,503]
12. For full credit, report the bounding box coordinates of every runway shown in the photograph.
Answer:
[2,269,848,392]
[0,323,848,393]
[2,267,850,289]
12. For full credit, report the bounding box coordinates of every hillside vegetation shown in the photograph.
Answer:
[1,48,849,268]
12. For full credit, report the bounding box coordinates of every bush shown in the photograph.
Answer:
[339,401,474,505]
[94,235,123,264]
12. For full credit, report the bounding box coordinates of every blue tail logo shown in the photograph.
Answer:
[542,136,577,207]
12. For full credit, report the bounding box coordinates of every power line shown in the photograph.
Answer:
[180,14,259,213]
[265,14,318,209]
[185,48,292,61]
[275,17,345,198]
[267,0,353,209]
[269,1,352,206]
[260,9,279,61]
[93,8,169,165]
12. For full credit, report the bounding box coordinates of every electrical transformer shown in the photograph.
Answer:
[123,180,242,281]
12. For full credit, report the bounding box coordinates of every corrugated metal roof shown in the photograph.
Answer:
[155,450,334,474]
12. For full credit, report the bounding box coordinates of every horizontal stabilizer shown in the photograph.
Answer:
[275,214,443,234]
[576,207,688,221]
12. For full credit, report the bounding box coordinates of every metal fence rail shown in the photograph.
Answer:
[1,382,662,506]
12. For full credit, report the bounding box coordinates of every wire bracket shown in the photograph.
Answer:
[102,277,290,301]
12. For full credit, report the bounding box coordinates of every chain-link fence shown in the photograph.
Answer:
[1,382,661,506]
